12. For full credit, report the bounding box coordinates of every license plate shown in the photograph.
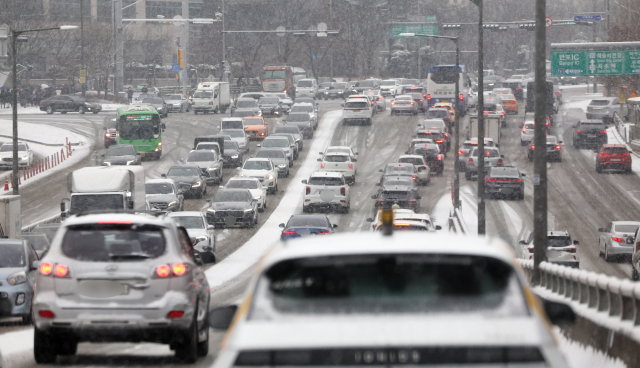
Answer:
[442,100,449,103]
[587,135,596,138]
[353,110,361,112]
[78,280,128,298]
[611,159,621,162]
[140,152,145,157]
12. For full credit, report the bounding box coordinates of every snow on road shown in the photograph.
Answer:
[0,104,124,115]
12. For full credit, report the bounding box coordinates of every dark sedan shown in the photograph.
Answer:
[162,165,207,198]
[484,166,525,200]
[205,188,258,228]
[412,143,444,175]
[284,113,314,139]
[222,140,243,167]
[279,214,337,241]
[258,96,285,117]
[527,136,562,162]
[101,144,141,166]
[573,120,607,149]
[141,97,168,117]
[371,189,421,212]
[39,95,102,115]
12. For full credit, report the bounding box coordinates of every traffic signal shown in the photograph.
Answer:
[177,49,184,68]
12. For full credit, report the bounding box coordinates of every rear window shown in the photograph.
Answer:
[472,149,500,158]
[62,224,166,262]
[324,155,349,163]
[386,165,412,173]
[524,123,535,129]
[614,224,639,233]
[345,101,368,109]
[286,217,328,227]
[590,100,611,106]
[398,157,425,165]
[251,254,526,316]
[603,147,628,153]
[308,176,343,186]
[548,236,572,248]
[579,123,605,130]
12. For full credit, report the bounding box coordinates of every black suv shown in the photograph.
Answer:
[573,120,607,149]
[205,188,258,228]
[371,189,421,212]
[39,95,102,114]
[484,166,525,200]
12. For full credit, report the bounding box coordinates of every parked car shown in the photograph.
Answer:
[0,141,34,169]
[596,144,632,173]
[0,238,38,324]
[164,94,190,113]
[39,95,102,114]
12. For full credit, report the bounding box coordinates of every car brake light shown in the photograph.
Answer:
[522,128,526,133]
[576,130,581,133]
[39,262,53,276]
[172,263,187,276]
[283,230,297,235]
[427,94,431,101]
[531,145,535,149]
[484,111,489,113]
[306,186,310,195]
[555,145,561,149]
[468,157,474,163]
[565,247,577,253]
[501,112,505,117]
[438,155,443,161]
[458,150,463,154]
[341,187,346,196]
[449,109,454,114]
[155,264,171,278]
[460,93,464,101]
[408,102,414,105]
[612,236,625,243]
[391,102,397,105]
[349,163,353,169]
[316,231,332,234]
[407,200,417,204]
[320,163,325,168]
[39,310,55,318]
[423,94,426,98]
[436,140,443,143]
[419,99,423,102]
[516,88,521,91]
[167,311,185,319]
[527,246,534,253]
[599,130,607,134]
[54,264,69,278]
[98,220,133,224]
[497,158,503,165]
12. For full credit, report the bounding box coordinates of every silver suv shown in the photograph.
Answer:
[32,214,211,364]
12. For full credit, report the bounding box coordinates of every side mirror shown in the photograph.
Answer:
[352,158,357,162]
[366,218,374,222]
[332,224,338,228]
[435,225,442,230]
[597,228,603,232]
[573,240,580,245]
[279,223,285,228]
[208,305,239,330]
[161,123,166,130]
[102,127,107,131]
[31,261,40,271]
[371,194,378,199]
[161,173,167,178]
[301,179,307,184]
[518,240,527,245]
[417,195,422,199]
[521,173,526,177]
[543,300,576,326]
[257,144,261,147]
[501,155,505,158]
[559,140,564,144]
[378,169,383,172]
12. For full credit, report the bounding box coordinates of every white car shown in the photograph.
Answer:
[320,146,358,159]
[0,141,34,169]
[379,79,401,96]
[318,152,357,185]
[597,221,640,262]
[208,232,574,368]
[342,97,374,125]
[224,176,268,212]
[397,154,431,185]
[520,230,580,268]
[290,102,318,129]
[295,78,318,98]
[520,120,535,146]
[238,158,278,194]
[301,171,350,213]
[221,129,249,154]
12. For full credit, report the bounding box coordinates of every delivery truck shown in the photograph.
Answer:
[468,113,502,147]
[61,166,146,218]
[192,82,231,114]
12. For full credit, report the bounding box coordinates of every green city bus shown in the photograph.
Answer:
[116,105,165,160]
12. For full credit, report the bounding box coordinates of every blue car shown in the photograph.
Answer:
[0,239,38,324]
[279,214,338,241]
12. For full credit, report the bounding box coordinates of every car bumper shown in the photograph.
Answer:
[167,105,183,112]
[206,212,255,227]
[390,106,416,112]
[598,161,631,170]
[0,284,33,318]
[608,241,634,255]
[576,136,606,145]
[485,184,524,196]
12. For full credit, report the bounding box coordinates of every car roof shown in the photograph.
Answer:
[324,152,349,156]
[398,154,425,160]
[326,146,352,150]
[146,178,175,184]
[0,238,25,246]
[611,220,640,225]
[170,164,200,169]
[246,157,271,162]
[603,144,626,148]
[548,231,570,237]
[310,171,343,178]
[62,213,172,228]
[167,211,203,217]
[292,102,313,107]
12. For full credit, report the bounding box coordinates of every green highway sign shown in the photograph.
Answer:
[389,24,438,39]
[551,49,640,76]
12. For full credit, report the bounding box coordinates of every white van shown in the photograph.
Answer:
[220,117,243,130]
[296,79,318,98]
[192,82,230,114]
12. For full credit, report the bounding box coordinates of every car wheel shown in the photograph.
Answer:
[196,299,209,357]
[342,204,350,214]
[596,165,602,173]
[46,105,54,114]
[196,189,203,199]
[93,111,99,114]
[60,111,67,114]
[22,312,32,325]
[303,205,310,213]
[34,328,58,364]
[633,267,639,281]
[58,337,78,356]
[518,192,525,201]
[465,171,471,180]
[604,244,613,262]
[174,306,198,363]
[79,106,85,114]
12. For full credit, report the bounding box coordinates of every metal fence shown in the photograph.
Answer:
[518,260,640,328]
[448,207,469,234]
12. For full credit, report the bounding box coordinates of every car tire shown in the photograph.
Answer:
[58,338,78,356]
[633,267,639,281]
[596,165,602,173]
[60,111,67,114]
[34,328,58,364]
[196,189,203,199]
[22,312,32,325]
[93,111,99,114]
[46,105,54,114]
[465,171,471,180]
[175,308,198,363]
[604,244,613,262]
[518,192,525,201]
[79,106,86,114]
[303,205,311,213]
[520,140,525,146]
[341,205,350,214]
[196,300,210,357]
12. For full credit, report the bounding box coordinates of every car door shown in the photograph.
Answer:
[602,223,612,251]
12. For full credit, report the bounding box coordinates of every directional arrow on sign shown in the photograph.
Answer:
[589,59,596,74]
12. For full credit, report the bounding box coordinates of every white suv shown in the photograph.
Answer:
[302,172,350,213]
[32,214,211,363]
[342,97,373,126]
[586,97,620,123]
[318,152,357,185]
[296,79,318,98]
[380,79,401,96]
[238,157,278,194]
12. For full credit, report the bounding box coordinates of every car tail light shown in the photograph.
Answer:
[449,109,454,114]
[427,94,431,102]
[341,187,346,196]
[565,247,577,253]
[501,112,505,117]
[468,157,474,163]
[576,130,582,133]
[436,140,443,143]
[320,163,325,168]
[458,149,463,154]
[487,178,496,182]
[408,200,417,204]
[459,94,464,101]
[155,264,171,278]
[39,310,55,318]
[516,88,521,91]
[546,122,549,126]
[40,100,44,105]
[391,102,397,105]
[283,230,297,235]
[555,145,561,150]
[395,224,411,227]
[484,111,489,113]
[527,246,534,253]
[54,264,69,278]
[522,128,526,133]
[423,94,427,98]
[316,231,332,235]
[531,145,535,149]
[599,130,607,134]
[438,155,443,161]
[419,99,423,102]
[408,102,414,105]
[497,158,503,166]
[172,263,187,276]
[612,236,625,243]
[306,186,310,195]
[39,262,53,276]
[349,162,353,169]
[167,311,185,319]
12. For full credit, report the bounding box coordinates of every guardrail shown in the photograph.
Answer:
[518,259,640,341]
[21,213,62,233]
[613,112,629,143]
[448,207,469,234]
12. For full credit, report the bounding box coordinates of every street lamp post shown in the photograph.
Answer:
[399,32,460,209]
[10,25,78,195]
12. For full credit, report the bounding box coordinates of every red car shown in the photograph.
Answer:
[104,117,118,148]
[596,144,632,173]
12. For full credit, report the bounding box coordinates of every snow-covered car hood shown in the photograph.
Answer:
[246,188,264,199]
[187,160,218,169]
[244,124,267,132]
[103,155,137,165]
[239,169,272,179]
[167,175,200,185]
[208,201,252,211]
[145,193,178,204]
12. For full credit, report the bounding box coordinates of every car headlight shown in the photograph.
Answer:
[195,235,208,243]
[253,195,261,200]
[267,174,274,180]
[231,155,239,158]
[102,162,112,166]
[278,164,286,168]
[167,200,178,208]
[207,167,217,172]
[244,208,253,212]
[7,270,26,286]
[20,155,29,160]
[192,181,202,188]
[126,160,135,165]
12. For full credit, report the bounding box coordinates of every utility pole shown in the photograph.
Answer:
[475,0,486,235]
[115,0,123,94]
[453,38,460,209]
[80,0,85,96]
[181,0,189,93]
[532,0,548,284]
[221,0,226,81]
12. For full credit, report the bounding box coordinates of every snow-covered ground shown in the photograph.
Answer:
[0,103,124,115]
[0,118,92,198]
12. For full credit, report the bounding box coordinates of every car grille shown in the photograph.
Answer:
[215,210,244,218]
[109,133,117,138]
[176,183,192,192]
[149,202,168,210]
[251,176,264,182]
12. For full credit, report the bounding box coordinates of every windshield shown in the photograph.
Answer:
[429,66,458,84]
[193,91,213,98]
[286,217,328,227]
[168,167,200,176]
[0,144,27,152]
[187,151,216,162]
[287,113,309,122]
[330,83,346,89]
[227,180,259,189]
[256,149,284,159]
[326,148,351,155]
[224,141,237,149]
[62,224,165,262]
[145,183,174,195]
[355,80,376,88]
[385,165,413,174]
[237,100,258,108]
[165,95,181,101]
[263,69,287,79]
[615,224,639,232]
[259,97,279,104]
[298,80,313,87]
[251,254,526,316]
[381,81,396,86]
[142,98,163,104]
[213,190,251,202]
[106,146,136,156]
[383,178,413,187]
[171,216,205,229]
[428,110,448,118]
[471,149,500,158]
[345,101,368,109]
[0,243,25,267]
[309,176,343,185]
[243,118,264,126]
[548,236,573,248]
[243,160,271,170]
[603,147,628,153]
[263,139,287,148]
[276,127,299,134]
[70,194,124,215]
[196,144,219,152]
[119,115,160,140]
[590,100,611,106]
[22,234,49,251]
